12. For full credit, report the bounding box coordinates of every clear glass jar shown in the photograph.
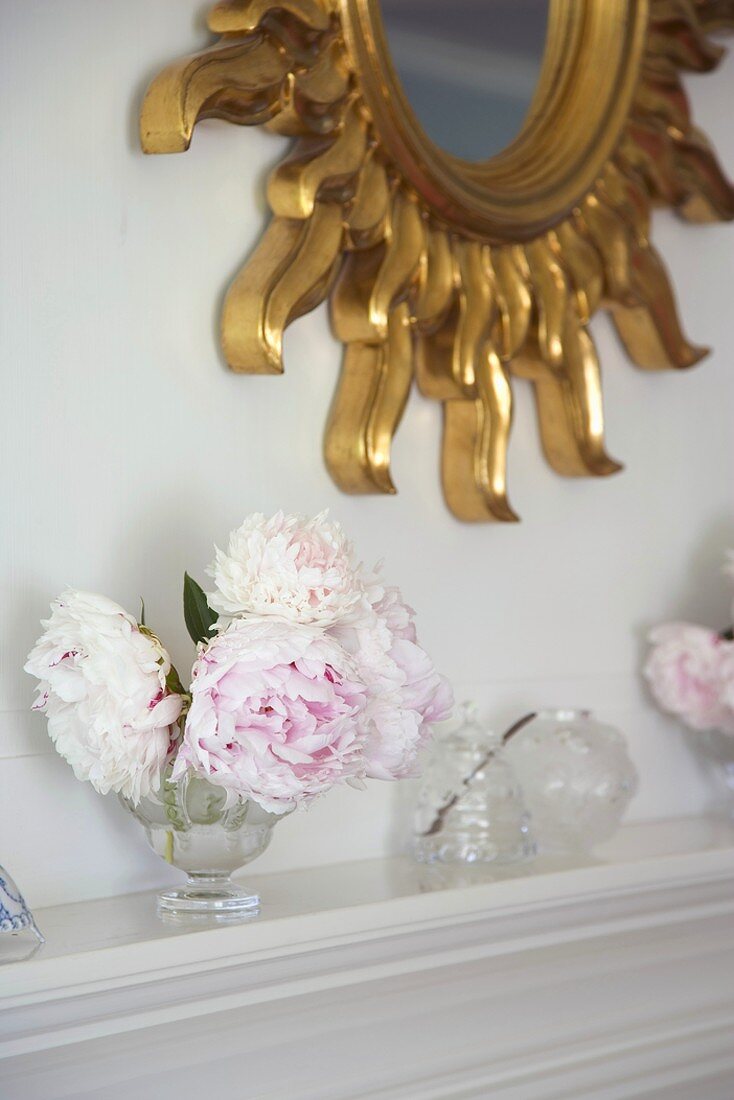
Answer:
[503,709,638,854]
[413,703,536,864]
[122,773,281,922]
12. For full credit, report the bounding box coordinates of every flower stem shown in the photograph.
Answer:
[420,712,537,837]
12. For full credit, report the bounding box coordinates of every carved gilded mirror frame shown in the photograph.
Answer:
[141,0,733,521]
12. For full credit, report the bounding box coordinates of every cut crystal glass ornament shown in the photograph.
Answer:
[413,703,536,864]
[504,709,638,854]
[0,864,44,964]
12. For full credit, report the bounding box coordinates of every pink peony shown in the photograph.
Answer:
[644,623,734,734]
[333,574,453,780]
[206,510,364,627]
[173,618,368,813]
[24,590,183,803]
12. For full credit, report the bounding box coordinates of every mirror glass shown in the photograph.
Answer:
[379,0,551,162]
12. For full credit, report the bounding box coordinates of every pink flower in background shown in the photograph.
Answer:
[24,591,183,803]
[173,618,368,813]
[644,623,734,734]
[334,573,453,780]
[206,510,364,627]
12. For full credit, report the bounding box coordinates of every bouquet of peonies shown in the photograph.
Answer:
[644,552,734,735]
[25,512,452,814]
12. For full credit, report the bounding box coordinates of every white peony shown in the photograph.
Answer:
[206,510,365,626]
[25,590,183,803]
[332,571,453,779]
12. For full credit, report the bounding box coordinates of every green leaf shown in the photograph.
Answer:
[183,572,217,646]
[165,664,187,697]
[139,597,146,627]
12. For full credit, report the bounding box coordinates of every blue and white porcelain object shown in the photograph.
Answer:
[0,864,44,964]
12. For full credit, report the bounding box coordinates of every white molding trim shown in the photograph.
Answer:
[2,820,734,1098]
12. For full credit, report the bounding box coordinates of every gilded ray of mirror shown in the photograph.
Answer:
[140,0,734,522]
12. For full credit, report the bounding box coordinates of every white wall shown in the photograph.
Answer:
[2,1,733,909]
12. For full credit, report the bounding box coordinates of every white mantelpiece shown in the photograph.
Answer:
[2,817,734,1099]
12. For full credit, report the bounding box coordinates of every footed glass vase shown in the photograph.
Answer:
[122,774,280,922]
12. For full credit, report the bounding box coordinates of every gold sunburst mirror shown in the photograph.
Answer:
[141,0,733,521]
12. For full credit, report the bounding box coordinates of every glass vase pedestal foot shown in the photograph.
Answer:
[157,873,260,925]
